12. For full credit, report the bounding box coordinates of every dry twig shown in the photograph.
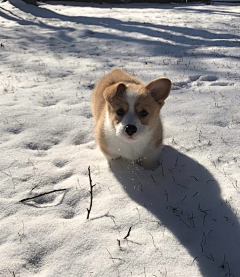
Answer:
[87,166,95,219]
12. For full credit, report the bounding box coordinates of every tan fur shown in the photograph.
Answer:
[91,69,139,156]
[91,69,143,156]
[91,68,142,121]
[134,91,161,127]
[91,68,171,168]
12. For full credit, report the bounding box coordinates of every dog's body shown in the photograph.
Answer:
[91,69,171,169]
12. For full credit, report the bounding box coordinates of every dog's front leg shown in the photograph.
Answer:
[138,145,163,170]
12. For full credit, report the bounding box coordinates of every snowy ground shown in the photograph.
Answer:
[0,1,240,276]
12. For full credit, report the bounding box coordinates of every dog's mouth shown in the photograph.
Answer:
[126,135,137,140]
[122,133,139,141]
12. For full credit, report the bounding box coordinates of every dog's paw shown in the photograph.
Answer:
[105,153,121,161]
[137,158,159,171]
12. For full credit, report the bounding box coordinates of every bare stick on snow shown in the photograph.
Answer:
[7,269,15,277]
[124,226,132,239]
[87,166,95,219]
[20,189,67,203]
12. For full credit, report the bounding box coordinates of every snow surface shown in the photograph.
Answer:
[0,1,240,276]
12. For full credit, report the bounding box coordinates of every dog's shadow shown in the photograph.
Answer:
[110,146,240,277]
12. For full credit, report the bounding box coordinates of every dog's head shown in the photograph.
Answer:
[103,77,171,141]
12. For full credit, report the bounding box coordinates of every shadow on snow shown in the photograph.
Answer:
[1,1,240,60]
[110,146,240,277]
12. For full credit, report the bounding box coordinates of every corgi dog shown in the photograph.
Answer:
[91,69,171,170]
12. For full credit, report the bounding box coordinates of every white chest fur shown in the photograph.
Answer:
[105,128,152,160]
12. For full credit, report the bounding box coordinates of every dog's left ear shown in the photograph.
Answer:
[146,78,171,106]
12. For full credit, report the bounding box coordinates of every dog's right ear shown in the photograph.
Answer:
[103,83,126,102]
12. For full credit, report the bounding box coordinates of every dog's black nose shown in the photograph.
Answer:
[125,125,137,136]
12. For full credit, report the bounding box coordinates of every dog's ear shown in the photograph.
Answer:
[146,78,171,106]
[103,83,126,102]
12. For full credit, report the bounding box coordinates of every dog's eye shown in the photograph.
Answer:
[116,108,125,116]
[139,110,148,117]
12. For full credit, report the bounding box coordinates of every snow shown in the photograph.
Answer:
[0,1,240,276]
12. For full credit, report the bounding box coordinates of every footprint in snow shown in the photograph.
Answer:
[171,75,224,91]
[25,138,60,151]
[20,189,67,208]
[53,158,68,168]
[172,75,201,90]
[199,75,218,82]
[5,125,24,134]
[209,81,233,86]
[189,75,201,82]
[197,76,234,87]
